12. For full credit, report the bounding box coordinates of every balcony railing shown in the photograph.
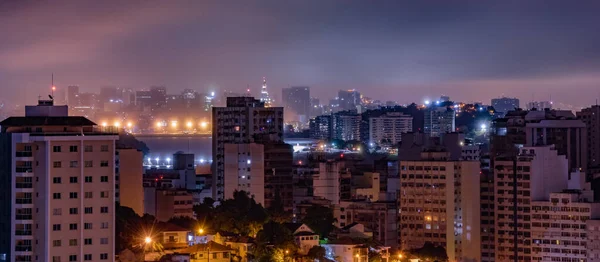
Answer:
[15,215,32,220]
[16,152,32,157]
[16,199,32,204]
[15,167,33,173]
[15,245,32,252]
[16,183,32,189]
[15,230,32,236]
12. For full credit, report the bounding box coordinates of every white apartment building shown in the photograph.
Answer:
[313,161,350,205]
[424,107,455,137]
[398,151,481,261]
[0,100,117,262]
[223,143,265,206]
[332,114,361,141]
[212,97,283,201]
[368,112,412,146]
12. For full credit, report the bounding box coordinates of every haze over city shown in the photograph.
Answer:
[2,1,600,107]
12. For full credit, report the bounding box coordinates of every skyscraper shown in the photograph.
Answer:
[491,97,520,118]
[424,107,455,137]
[282,86,310,123]
[337,90,361,111]
[260,77,272,107]
[67,85,80,107]
[212,97,283,200]
[0,99,117,262]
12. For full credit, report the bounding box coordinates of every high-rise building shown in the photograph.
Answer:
[223,143,265,206]
[260,78,272,107]
[116,148,144,216]
[526,101,553,110]
[150,86,167,110]
[212,97,283,200]
[398,151,481,261]
[337,90,361,111]
[67,85,80,107]
[332,113,361,141]
[368,112,413,146]
[491,97,520,118]
[282,86,310,123]
[309,115,332,140]
[480,169,495,262]
[424,107,455,137]
[0,99,117,262]
[263,143,294,212]
[577,105,600,170]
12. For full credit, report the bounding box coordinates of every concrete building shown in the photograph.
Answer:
[263,143,294,212]
[309,115,332,140]
[494,146,569,261]
[334,200,398,248]
[144,188,194,222]
[337,90,361,112]
[332,113,361,141]
[282,86,310,123]
[313,161,351,205]
[480,170,496,262]
[223,143,265,206]
[284,223,319,255]
[398,151,481,261]
[212,97,283,201]
[116,148,144,215]
[526,101,553,110]
[352,172,381,202]
[368,112,413,146]
[577,105,600,170]
[587,220,600,262]
[322,238,369,262]
[492,97,520,118]
[424,107,455,137]
[0,99,117,262]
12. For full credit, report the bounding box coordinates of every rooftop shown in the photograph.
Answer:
[0,116,96,127]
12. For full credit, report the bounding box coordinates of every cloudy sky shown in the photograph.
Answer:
[2,1,600,107]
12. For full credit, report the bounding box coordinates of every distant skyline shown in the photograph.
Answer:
[2,1,600,108]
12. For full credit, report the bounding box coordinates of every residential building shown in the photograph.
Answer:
[480,169,495,262]
[337,90,361,111]
[212,97,283,200]
[144,188,194,222]
[352,172,381,202]
[263,142,294,212]
[492,97,520,118]
[282,86,310,123]
[0,99,117,262]
[283,223,319,255]
[368,112,413,146]
[334,200,398,248]
[116,148,144,215]
[494,146,569,261]
[157,223,193,249]
[332,113,361,141]
[587,220,600,262]
[577,105,600,170]
[398,151,481,261]
[223,143,265,206]
[67,85,80,107]
[224,236,254,262]
[526,101,553,110]
[174,241,234,262]
[309,115,332,140]
[322,238,368,262]
[313,161,351,205]
[424,107,455,137]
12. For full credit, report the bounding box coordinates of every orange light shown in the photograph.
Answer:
[52,86,56,91]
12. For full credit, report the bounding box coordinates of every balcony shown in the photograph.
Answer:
[16,199,32,204]
[16,183,32,189]
[16,151,32,158]
[15,167,33,173]
[15,230,32,236]
[15,245,32,252]
[15,214,32,220]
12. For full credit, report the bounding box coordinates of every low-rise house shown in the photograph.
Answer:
[167,241,234,262]
[158,223,192,249]
[321,238,369,262]
[284,223,320,255]
[225,236,255,262]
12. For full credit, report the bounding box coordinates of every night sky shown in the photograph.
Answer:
[2,1,600,107]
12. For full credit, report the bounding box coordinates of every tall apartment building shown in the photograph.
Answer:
[263,143,294,212]
[313,161,351,205]
[424,107,455,137]
[223,143,265,206]
[480,170,496,262]
[309,115,332,140]
[332,113,361,141]
[398,151,481,261]
[577,105,600,170]
[337,90,361,111]
[116,148,144,215]
[368,112,413,146]
[282,87,310,123]
[492,97,520,118]
[0,99,117,262]
[143,188,194,222]
[494,146,569,261]
[526,101,553,110]
[212,97,283,200]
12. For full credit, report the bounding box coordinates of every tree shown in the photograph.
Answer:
[301,204,336,238]
[307,246,326,261]
[409,242,448,262]
[211,190,269,236]
[168,216,199,230]
[268,191,292,223]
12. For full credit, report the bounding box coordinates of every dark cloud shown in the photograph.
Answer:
[1,0,600,107]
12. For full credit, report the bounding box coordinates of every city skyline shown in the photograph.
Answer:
[2,1,600,108]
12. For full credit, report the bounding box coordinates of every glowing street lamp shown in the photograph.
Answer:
[198,228,204,235]
[127,122,133,128]
[144,237,152,244]
[187,121,193,128]
[114,122,121,128]
[200,122,208,128]
[101,122,107,127]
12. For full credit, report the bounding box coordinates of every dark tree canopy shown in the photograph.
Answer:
[301,204,336,238]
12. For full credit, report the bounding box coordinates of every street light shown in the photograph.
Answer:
[145,237,152,244]
[198,228,204,235]
[143,237,152,261]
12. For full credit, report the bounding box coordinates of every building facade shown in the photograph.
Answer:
[223,143,265,206]
[492,97,520,118]
[577,105,600,170]
[424,107,455,137]
[332,114,361,141]
[116,148,144,215]
[212,97,283,200]
[282,87,310,123]
[309,115,332,140]
[368,112,413,146]
[0,100,117,262]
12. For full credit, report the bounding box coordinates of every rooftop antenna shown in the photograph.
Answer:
[51,73,56,99]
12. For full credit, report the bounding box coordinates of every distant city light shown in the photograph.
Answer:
[171,121,178,128]
[186,121,193,128]
[199,158,206,163]
[435,100,440,105]
[200,122,208,128]
[127,122,133,128]
[166,158,171,163]
[247,159,251,165]
[424,100,430,105]
[211,91,215,97]
[101,122,107,127]
[481,123,487,130]
[156,122,162,128]
[155,157,160,163]
[114,121,121,127]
